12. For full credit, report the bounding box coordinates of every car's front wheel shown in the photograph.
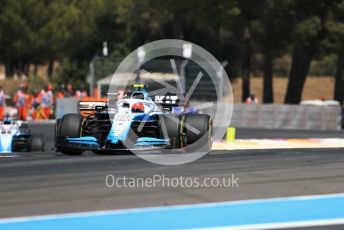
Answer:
[58,114,84,155]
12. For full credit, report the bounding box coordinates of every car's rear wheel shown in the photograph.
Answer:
[158,114,183,148]
[30,134,45,152]
[58,114,84,155]
[183,114,213,153]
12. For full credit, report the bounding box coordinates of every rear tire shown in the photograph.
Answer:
[58,114,84,155]
[158,114,182,148]
[30,134,45,151]
[184,114,213,153]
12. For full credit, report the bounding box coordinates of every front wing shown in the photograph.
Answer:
[55,136,171,152]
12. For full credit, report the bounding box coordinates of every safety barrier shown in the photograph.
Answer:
[196,102,341,131]
[230,104,341,130]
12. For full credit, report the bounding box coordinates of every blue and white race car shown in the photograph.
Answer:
[55,84,213,155]
[0,119,44,153]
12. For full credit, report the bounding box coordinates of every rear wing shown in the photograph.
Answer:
[79,100,108,116]
[152,93,182,112]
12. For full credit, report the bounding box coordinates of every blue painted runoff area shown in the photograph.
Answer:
[1,193,344,230]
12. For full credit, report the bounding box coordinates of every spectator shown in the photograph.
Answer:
[75,84,88,99]
[66,83,74,97]
[0,86,5,120]
[38,84,54,119]
[245,93,259,104]
[13,83,31,120]
[56,84,66,99]
[31,89,41,120]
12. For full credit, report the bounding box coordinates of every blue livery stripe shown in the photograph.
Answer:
[66,136,98,142]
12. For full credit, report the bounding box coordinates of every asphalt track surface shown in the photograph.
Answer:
[1,123,344,229]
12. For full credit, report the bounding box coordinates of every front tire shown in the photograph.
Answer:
[59,114,84,137]
[58,114,84,155]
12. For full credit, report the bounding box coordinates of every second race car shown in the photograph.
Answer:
[0,118,45,153]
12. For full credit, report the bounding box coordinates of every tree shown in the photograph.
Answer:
[229,0,262,102]
[255,0,293,103]
[284,0,333,104]
[0,0,46,76]
[326,0,344,105]
[44,0,104,80]
[334,51,344,104]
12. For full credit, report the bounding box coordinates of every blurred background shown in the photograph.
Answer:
[0,0,344,105]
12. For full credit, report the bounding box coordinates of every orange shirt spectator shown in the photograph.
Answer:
[56,91,65,99]
[0,86,5,120]
[13,87,31,121]
[38,86,54,120]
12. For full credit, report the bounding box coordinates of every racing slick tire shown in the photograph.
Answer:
[183,114,213,153]
[158,114,182,149]
[30,134,45,152]
[60,114,84,137]
[58,114,84,155]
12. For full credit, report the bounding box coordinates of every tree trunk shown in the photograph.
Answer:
[23,62,30,77]
[33,63,38,76]
[334,51,344,105]
[13,60,21,77]
[242,67,250,102]
[263,49,273,103]
[5,61,13,77]
[242,27,251,102]
[47,59,54,78]
[284,46,314,104]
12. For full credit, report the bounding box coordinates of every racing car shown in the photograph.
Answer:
[0,118,45,153]
[54,84,213,155]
